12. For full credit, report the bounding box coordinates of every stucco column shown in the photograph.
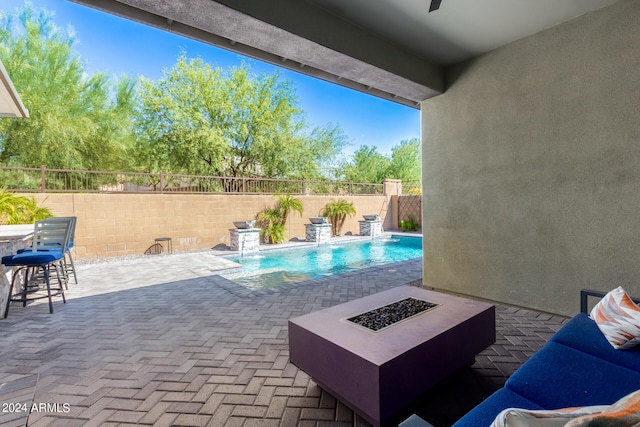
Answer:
[383,179,402,230]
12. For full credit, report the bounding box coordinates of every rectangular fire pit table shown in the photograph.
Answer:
[288,286,495,426]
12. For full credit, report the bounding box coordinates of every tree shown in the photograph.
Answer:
[386,138,421,183]
[340,138,421,184]
[135,55,347,180]
[0,4,138,170]
[341,145,390,183]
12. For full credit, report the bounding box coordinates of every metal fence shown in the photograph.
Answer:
[0,166,384,196]
[402,180,422,195]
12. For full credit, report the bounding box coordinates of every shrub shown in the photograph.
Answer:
[400,215,420,232]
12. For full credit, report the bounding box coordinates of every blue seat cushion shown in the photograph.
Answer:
[452,388,543,427]
[17,246,69,254]
[551,313,640,372]
[506,341,640,408]
[2,250,64,266]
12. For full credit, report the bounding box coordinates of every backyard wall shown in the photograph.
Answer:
[421,0,640,317]
[29,193,391,260]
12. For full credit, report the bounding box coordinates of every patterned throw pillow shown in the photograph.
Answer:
[490,389,640,427]
[565,388,640,426]
[490,405,606,427]
[590,286,640,350]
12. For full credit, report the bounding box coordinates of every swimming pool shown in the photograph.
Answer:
[221,235,422,289]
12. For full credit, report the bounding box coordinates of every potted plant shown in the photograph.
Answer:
[322,199,356,236]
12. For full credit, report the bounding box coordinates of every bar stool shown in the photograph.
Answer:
[154,237,172,254]
[2,219,71,317]
[16,217,77,285]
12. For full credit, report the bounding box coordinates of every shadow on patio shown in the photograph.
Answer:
[0,256,566,426]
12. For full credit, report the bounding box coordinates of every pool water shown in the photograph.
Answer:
[222,235,422,289]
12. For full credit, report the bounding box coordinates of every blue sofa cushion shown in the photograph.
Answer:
[551,313,640,372]
[451,388,543,427]
[2,250,64,266]
[506,341,640,408]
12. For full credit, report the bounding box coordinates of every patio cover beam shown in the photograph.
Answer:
[69,0,444,108]
[0,60,29,118]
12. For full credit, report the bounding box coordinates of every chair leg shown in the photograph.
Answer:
[58,259,69,290]
[3,268,20,319]
[43,266,54,314]
[22,267,31,308]
[66,250,78,284]
[52,263,66,305]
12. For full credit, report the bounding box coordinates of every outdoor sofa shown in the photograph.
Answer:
[452,288,640,426]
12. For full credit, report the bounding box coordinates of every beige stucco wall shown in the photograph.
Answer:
[29,193,390,260]
[421,0,640,316]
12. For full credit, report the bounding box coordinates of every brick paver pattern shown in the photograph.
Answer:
[0,253,567,427]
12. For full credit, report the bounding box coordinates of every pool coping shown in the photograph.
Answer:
[217,232,423,290]
[214,231,422,258]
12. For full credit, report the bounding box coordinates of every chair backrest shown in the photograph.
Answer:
[56,216,76,247]
[31,217,73,253]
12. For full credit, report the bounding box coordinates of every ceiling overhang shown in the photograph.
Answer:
[0,60,29,118]
[70,0,444,108]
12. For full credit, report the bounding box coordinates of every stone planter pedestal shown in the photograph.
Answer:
[229,228,260,254]
[359,220,383,238]
[305,223,331,244]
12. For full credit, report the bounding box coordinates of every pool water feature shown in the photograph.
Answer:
[221,235,422,289]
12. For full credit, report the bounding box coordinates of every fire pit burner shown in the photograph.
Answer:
[346,297,439,331]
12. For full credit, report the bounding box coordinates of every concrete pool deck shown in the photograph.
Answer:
[0,246,567,426]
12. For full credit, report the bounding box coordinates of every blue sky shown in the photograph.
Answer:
[1,0,420,157]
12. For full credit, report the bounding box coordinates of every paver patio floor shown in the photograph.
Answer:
[0,252,567,427]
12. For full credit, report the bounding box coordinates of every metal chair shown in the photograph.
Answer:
[2,218,72,317]
[16,216,77,285]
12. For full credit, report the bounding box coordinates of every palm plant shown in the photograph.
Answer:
[257,194,304,244]
[276,194,303,226]
[257,208,286,244]
[322,199,356,236]
[0,189,53,225]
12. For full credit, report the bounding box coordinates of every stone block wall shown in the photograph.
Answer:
[229,228,261,253]
[358,220,383,238]
[305,223,332,244]
[27,193,391,259]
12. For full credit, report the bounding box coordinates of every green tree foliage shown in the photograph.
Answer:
[341,138,421,183]
[136,55,347,179]
[387,138,422,183]
[342,145,391,183]
[0,5,138,170]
